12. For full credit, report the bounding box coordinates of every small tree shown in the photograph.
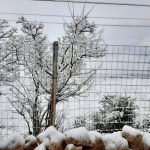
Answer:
[91,95,138,133]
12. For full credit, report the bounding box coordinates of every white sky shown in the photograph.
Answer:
[1,0,150,45]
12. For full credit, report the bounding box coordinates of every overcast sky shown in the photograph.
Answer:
[1,0,150,45]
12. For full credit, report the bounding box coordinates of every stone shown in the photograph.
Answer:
[122,126,144,150]
[24,135,38,150]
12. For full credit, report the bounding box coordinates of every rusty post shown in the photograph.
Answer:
[50,41,58,126]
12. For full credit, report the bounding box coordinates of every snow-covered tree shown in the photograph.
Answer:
[42,13,106,102]
[8,12,106,135]
[8,17,50,135]
[91,95,138,133]
[0,19,17,85]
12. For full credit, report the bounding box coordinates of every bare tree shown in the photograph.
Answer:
[8,11,106,135]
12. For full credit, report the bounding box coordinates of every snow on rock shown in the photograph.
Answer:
[122,125,142,144]
[65,144,82,150]
[37,126,67,150]
[37,126,66,144]
[142,132,150,147]
[122,125,141,137]
[35,138,50,150]
[103,131,128,150]
[64,127,93,147]
[34,144,46,150]
[0,133,25,150]
[89,131,105,150]
[122,125,144,150]
[24,135,38,150]
[65,144,75,150]
[88,131,102,144]
[25,135,36,142]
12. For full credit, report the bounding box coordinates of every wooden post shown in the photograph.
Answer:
[50,41,58,126]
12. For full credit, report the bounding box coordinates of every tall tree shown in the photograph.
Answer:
[8,12,106,135]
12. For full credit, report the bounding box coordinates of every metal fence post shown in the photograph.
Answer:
[50,41,58,126]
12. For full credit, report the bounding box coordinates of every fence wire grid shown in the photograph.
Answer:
[0,44,150,139]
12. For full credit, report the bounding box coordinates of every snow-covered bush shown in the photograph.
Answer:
[140,116,150,132]
[91,95,138,133]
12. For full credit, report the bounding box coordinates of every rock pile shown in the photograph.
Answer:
[0,125,150,150]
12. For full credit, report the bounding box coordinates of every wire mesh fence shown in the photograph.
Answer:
[0,44,150,139]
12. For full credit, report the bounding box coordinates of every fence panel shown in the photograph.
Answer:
[0,44,150,139]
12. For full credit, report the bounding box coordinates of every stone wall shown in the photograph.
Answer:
[0,125,150,150]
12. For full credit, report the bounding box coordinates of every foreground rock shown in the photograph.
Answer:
[88,131,105,150]
[24,135,38,150]
[35,138,49,150]
[103,131,129,150]
[65,144,82,150]
[1,125,150,150]
[64,127,93,149]
[37,126,66,150]
[142,132,150,150]
[0,133,24,150]
[122,125,144,150]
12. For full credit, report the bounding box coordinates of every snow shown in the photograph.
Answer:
[103,131,128,150]
[88,131,102,143]
[24,135,37,147]
[64,127,91,143]
[0,132,24,149]
[142,132,150,147]
[37,126,66,144]
[65,144,75,150]
[25,135,36,142]
[34,143,46,150]
[35,138,50,150]
[122,125,141,136]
